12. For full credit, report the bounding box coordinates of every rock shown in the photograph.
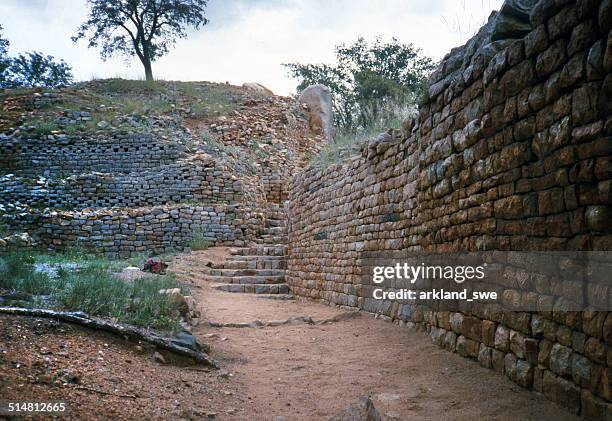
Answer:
[549,343,573,376]
[4,232,34,247]
[97,120,110,129]
[494,325,510,351]
[491,0,537,41]
[515,359,534,388]
[298,84,333,141]
[329,396,381,421]
[117,266,147,281]
[367,132,393,159]
[153,351,166,364]
[37,373,55,384]
[542,370,581,414]
[171,331,205,352]
[585,205,610,231]
[242,83,274,95]
[159,288,189,316]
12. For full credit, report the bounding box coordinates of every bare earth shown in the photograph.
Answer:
[0,249,581,420]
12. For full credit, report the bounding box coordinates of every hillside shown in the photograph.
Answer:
[0,79,324,254]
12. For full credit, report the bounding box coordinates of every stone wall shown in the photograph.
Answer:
[1,131,265,254]
[287,0,612,416]
[0,133,184,177]
[0,156,243,209]
[6,204,250,258]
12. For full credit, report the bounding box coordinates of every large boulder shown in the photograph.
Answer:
[298,84,333,141]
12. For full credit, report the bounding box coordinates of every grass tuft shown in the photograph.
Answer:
[189,231,212,251]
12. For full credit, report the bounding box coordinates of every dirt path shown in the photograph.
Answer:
[171,249,580,421]
[0,251,582,420]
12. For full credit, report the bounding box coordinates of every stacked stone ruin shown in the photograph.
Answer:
[287,0,612,417]
[0,132,265,257]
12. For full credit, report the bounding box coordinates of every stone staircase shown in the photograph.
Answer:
[207,203,292,298]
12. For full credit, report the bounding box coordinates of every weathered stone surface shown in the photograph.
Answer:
[549,343,573,377]
[482,320,497,347]
[478,344,493,368]
[285,2,612,415]
[298,84,334,141]
[515,359,534,388]
[581,390,612,420]
[542,370,581,414]
[457,335,479,358]
[495,325,511,352]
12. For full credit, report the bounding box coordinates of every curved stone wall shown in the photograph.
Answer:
[287,0,612,416]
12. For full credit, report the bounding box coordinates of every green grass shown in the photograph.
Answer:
[25,119,60,137]
[0,250,187,331]
[189,232,212,251]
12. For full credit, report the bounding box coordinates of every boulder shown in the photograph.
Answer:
[242,82,274,96]
[159,288,189,316]
[329,396,381,421]
[4,232,34,247]
[298,84,333,141]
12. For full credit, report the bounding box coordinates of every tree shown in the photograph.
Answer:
[285,37,436,130]
[3,52,73,88]
[73,0,210,81]
[0,25,10,86]
[0,25,73,89]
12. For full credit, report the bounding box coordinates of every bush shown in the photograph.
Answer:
[310,97,415,169]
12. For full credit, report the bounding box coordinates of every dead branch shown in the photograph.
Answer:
[0,306,218,368]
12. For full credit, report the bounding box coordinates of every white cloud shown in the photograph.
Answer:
[1,0,503,95]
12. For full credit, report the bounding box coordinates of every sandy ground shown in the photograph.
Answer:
[0,249,581,420]
[173,249,580,421]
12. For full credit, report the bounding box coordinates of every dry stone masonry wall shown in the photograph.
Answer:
[287,0,612,417]
[0,132,261,255]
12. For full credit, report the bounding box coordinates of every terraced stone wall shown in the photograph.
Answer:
[0,132,264,254]
[0,134,184,176]
[287,0,612,416]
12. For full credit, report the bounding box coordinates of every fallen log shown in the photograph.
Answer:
[0,306,218,368]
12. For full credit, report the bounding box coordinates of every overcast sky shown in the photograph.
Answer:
[1,0,503,95]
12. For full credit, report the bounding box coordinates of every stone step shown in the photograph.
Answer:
[264,226,286,235]
[227,255,285,262]
[256,294,295,300]
[208,268,285,277]
[253,237,287,242]
[206,275,286,285]
[231,246,286,256]
[212,283,291,294]
[221,259,286,270]
[265,219,285,227]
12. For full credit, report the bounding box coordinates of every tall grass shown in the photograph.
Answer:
[310,96,417,169]
[0,250,187,331]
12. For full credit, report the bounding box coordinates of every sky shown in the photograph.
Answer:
[0,0,504,95]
